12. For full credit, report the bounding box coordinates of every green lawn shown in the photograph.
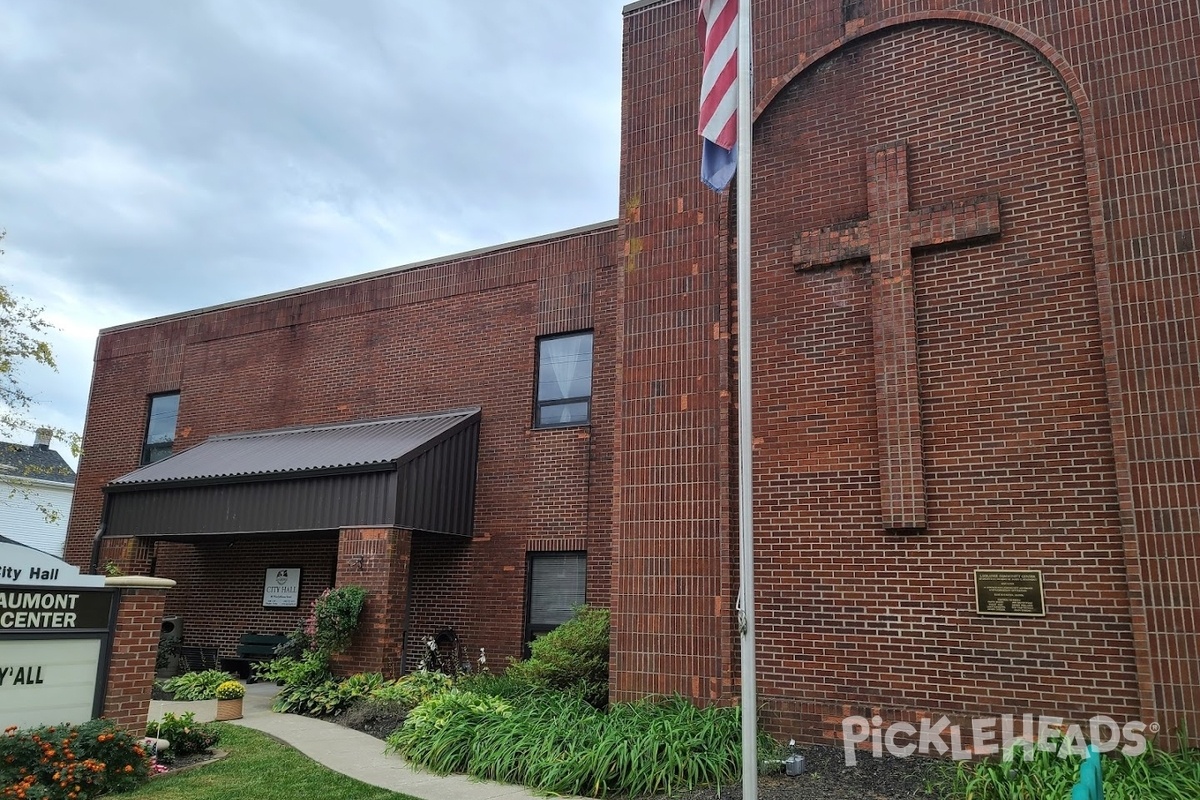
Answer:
[119,724,418,800]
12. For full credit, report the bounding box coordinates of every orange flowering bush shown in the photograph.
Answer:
[0,720,150,799]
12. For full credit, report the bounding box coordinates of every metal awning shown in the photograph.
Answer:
[100,408,481,540]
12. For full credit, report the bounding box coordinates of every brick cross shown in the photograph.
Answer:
[793,142,1000,531]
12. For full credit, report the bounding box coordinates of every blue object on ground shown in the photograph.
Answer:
[1071,745,1103,800]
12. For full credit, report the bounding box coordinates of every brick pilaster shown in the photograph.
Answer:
[98,537,156,578]
[333,527,412,677]
[101,577,175,735]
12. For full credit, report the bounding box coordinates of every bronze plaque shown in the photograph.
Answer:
[974,570,1045,616]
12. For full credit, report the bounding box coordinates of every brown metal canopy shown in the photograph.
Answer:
[101,408,481,540]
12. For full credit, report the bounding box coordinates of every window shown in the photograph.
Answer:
[142,392,180,464]
[525,552,586,644]
[535,331,593,428]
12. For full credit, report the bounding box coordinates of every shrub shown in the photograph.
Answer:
[261,653,391,716]
[162,669,236,701]
[309,586,367,656]
[330,672,386,709]
[215,681,245,700]
[506,606,609,707]
[370,670,453,711]
[272,627,312,660]
[259,586,370,718]
[275,677,343,716]
[146,712,221,759]
[1,719,151,799]
[260,651,334,715]
[278,672,389,717]
[386,690,745,797]
[385,690,513,773]
[457,670,545,701]
[935,734,1200,800]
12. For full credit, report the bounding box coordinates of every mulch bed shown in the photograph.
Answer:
[327,702,409,741]
[658,745,942,800]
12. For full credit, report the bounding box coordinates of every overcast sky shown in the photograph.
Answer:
[0,0,632,465]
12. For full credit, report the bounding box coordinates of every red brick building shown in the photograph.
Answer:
[67,0,1198,743]
[67,224,618,676]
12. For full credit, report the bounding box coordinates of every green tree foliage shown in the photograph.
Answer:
[0,229,80,522]
[0,232,60,429]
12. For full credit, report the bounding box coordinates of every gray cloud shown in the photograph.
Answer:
[0,0,631,453]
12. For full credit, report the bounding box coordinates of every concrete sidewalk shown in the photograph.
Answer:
[148,681,568,800]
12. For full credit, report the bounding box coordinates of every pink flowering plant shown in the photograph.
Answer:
[256,585,368,716]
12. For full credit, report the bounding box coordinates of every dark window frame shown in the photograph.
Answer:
[524,551,587,651]
[141,391,180,465]
[533,330,594,429]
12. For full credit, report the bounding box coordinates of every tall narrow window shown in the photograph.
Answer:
[525,552,586,643]
[142,392,180,464]
[535,331,593,428]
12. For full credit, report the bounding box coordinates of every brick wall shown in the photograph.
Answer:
[615,0,1197,741]
[63,0,1199,747]
[66,224,618,670]
[151,537,338,656]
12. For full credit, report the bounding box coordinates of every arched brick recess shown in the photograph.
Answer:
[741,18,1141,738]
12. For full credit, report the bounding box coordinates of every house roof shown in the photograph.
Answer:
[0,442,76,485]
[108,408,481,487]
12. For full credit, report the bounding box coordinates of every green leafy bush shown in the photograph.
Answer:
[257,586,370,718]
[310,586,367,656]
[506,606,609,707]
[386,689,513,773]
[935,734,1200,800]
[335,672,387,705]
[256,652,326,687]
[146,712,221,759]
[261,651,334,715]
[370,670,453,711]
[278,678,344,716]
[162,669,236,701]
[272,627,312,660]
[1,719,151,799]
[457,670,543,701]
[281,672,390,717]
[387,691,745,797]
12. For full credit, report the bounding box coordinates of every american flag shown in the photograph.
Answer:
[698,0,738,190]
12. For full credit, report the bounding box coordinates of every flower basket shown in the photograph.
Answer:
[215,697,243,721]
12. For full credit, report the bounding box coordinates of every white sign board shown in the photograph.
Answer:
[263,567,301,607]
[0,638,102,730]
[0,538,105,587]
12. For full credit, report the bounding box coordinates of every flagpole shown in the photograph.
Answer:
[734,0,757,798]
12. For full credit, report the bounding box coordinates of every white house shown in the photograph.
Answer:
[0,428,75,556]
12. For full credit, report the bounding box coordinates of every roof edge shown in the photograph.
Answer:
[622,0,681,14]
[105,461,397,493]
[0,474,76,490]
[205,406,482,442]
[101,221,619,335]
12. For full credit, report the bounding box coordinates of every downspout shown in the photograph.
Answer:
[88,489,113,575]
